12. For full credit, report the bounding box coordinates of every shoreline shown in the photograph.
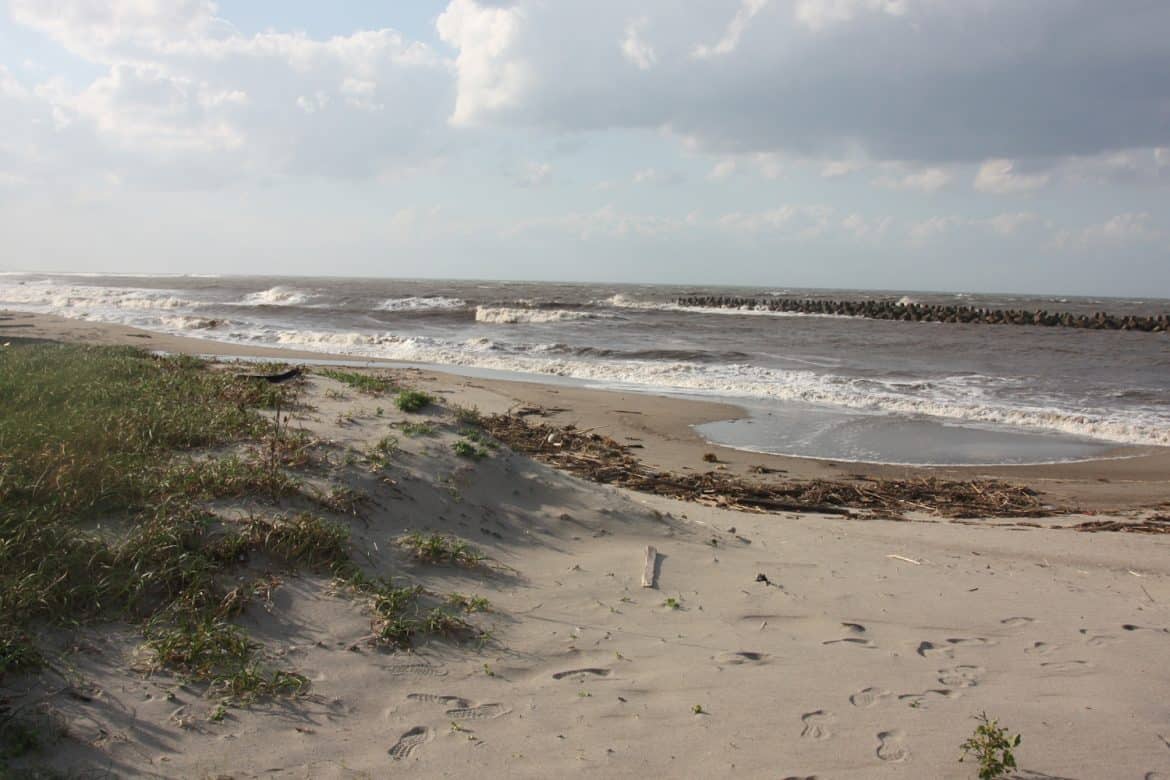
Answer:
[4,308,1168,511]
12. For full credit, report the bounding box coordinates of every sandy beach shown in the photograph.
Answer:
[3,310,1170,778]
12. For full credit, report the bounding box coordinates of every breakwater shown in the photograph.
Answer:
[675,296,1169,332]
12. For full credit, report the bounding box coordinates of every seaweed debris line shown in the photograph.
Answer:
[481,413,1057,519]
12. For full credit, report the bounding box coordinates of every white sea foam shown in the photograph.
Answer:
[475,306,612,324]
[377,296,466,311]
[0,282,195,312]
[247,327,1170,447]
[240,286,314,306]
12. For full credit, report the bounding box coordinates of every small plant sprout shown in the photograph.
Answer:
[483,663,495,677]
[663,596,681,610]
[959,711,1022,780]
[692,704,704,715]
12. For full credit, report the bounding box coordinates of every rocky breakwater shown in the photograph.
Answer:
[675,296,1170,332]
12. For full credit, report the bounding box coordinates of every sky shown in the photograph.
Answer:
[1,0,1168,296]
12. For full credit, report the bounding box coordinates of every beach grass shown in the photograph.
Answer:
[0,344,479,716]
[315,368,398,395]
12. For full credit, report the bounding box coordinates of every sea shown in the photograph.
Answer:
[2,272,1168,466]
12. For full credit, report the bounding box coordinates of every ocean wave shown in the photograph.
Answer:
[377,296,466,312]
[240,286,314,306]
[0,283,195,312]
[475,306,613,324]
[245,327,1170,447]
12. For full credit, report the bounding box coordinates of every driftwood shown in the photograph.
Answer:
[482,414,1058,519]
[235,367,303,384]
[641,546,658,588]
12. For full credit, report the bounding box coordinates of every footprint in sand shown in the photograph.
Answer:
[1024,641,1055,656]
[382,661,447,677]
[823,638,877,649]
[714,651,769,665]
[946,637,995,649]
[389,726,432,760]
[1001,616,1035,628]
[849,687,891,708]
[897,689,960,709]
[552,668,612,680]
[406,693,471,707]
[876,730,910,762]
[800,710,835,740]
[447,703,511,721]
[916,641,953,659]
[1080,629,1117,647]
[1040,660,1094,676]
[937,665,983,688]
[841,622,867,634]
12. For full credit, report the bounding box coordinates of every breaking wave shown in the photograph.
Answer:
[377,296,466,312]
[240,286,314,306]
[250,327,1170,447]
[475,306,613,324]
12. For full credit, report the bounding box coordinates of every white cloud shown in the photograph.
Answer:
[794,0,909,32]
[821,159,863,178]
[985,212,1038,236]
[718,204,834,238]
[692,0,769,59]
[1054,212,1161,250]
[708,159,737,179]
[503,205,686,240]
[841,213,893,241]
[621,17,657,70]
[974,159,1049,194]
[516,160,552,187]
[5,0,452,185]
[874,166,951,192]
[436,0,531,126]
[907,215,963,244]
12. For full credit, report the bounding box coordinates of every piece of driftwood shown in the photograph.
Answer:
[641,546,658,588]
[481,413,1058,519]
[235,367,303,384]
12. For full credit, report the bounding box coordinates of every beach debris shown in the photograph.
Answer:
[235,366,303,384]
[755,573,771,585]
[641,545,659,588]
[887,554,922,565]
[481,414,1057,519]
[1070,515,1170,534]
[702,452,719,463]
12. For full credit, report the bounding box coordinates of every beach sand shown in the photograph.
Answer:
[4,310,1170,778]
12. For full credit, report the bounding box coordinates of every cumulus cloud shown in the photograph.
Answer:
[974,159,1050,194]
[621,17,657,70]
[793,0,908,32]
[431,0,1170,166]
[437,0,530,126]
[1053,212,1162,250]
[874,166,952,192]
[5,0,452,185]
[692,0,769,59]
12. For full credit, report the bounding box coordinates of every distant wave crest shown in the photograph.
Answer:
[475,306,613,324]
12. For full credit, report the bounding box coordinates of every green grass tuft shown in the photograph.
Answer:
[398,532,484,566]
[395,390,433,413]
[316,369,397,395]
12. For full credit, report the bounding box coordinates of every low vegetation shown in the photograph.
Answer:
[398,532,484,566]
[395,389,433,413]
[0,344,488,761]
[316,368,397,395]
[959,711,1022,780]
[398,420,437,437]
